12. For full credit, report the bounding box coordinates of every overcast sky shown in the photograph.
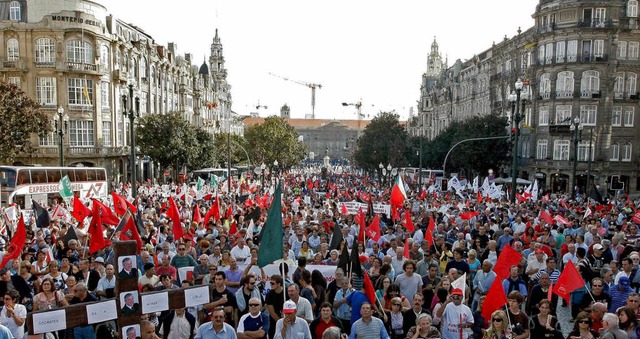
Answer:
[106,0,540,120]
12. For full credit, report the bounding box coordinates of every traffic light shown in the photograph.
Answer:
[610,175,624,190]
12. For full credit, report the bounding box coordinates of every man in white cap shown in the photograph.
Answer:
[274,300,311,339]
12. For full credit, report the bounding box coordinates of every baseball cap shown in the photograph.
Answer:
[593,244,604,251]
[535,249,544,254]
[451,288,463,296]
[283,300,297,314]
[620,277,631,286]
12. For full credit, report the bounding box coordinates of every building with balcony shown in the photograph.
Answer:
[414,0,640,194]
[0,0,236,182]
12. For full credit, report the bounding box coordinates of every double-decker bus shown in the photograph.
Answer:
[0,166,108,209]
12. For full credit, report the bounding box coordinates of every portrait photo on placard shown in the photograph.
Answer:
[122,324,140,339]
[119,290,140,315]
[118,255,139,279]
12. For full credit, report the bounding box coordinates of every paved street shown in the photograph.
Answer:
[557,302,573,337]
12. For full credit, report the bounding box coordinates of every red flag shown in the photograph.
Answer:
[71,197,92,224]
[418,190,427,200]
[390,177,407,207]
[225,205,233,221]
[493,245,522,279]
[392,206,400,221]
[633,211,640,225]
[425,216,435,247]
[365,215,381,242]
[481,277,508,320]
[355,208,366,230]
[229,221,237,235]
[341,203,348,215]
[193,204,203,224]
[553,214,570,225]
[548,282,553,301]
[118,210,143,252]
[91,199,120,225]
[363,271,377,305]
[477,191,482,203]
[0,213,26,267]
[552,261,586,304]
[404,210,415,233]
[539,210,554,225]
[111,192,136,216]
[403,237,410,259]
[88,203,106,254]
[167,197,184,240]
[561,200,570,210]
[460,211,480,220]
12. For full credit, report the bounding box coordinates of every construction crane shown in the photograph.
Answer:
[268,72,322,119]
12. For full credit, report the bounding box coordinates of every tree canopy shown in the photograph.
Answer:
[0,81,50,163]
[211,132,250,167]
[136,112,214,171]
[244,116,306,169]
[353,112,411,170]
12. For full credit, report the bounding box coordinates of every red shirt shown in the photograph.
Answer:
[314,317,337,339]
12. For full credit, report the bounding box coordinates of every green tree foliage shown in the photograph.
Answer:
[0,81,50,163]
[244,116,306,169]
[354,112,411,170]
[420,114,510,175]
[136,112,211,171]
[211,132,250,167]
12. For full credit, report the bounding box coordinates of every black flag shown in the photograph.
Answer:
[589,184,605,204]
[337,240,350,275]
[328,222,343,252]
[350,237,363,278]
[32,200,51,228]
[62,224,79,245]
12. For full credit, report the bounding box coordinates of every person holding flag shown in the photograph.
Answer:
[435,288,473,339]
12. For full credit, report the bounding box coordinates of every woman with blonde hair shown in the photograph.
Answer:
[383,296,405,339]
[406,313,441,339]
[483,310,511,339]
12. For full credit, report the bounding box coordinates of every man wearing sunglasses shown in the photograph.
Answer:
[237,298,269,339]
[435,288,473,339]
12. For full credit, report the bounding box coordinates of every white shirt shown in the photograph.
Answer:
[441,302,473,339]
[0,303,26,339]
[230,245,250,261]
[293,297,314,323]
[159,312,194,339]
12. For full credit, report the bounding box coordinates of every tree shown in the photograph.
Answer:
[136,112,200,171]
[244,116,306,169]
[353,112,411,170]
[190,127,216,170]
[211,132,249,168]
[0,82,50,163]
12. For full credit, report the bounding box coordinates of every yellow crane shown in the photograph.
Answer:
[268,72,322,119]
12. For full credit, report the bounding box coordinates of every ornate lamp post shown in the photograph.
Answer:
[387,163,392,187]
[378,162,383,183]
[54,106,69,166]
[122,84,140,199]
[508,78,527,203]
[571,117,583,197]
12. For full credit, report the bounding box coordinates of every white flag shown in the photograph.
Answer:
[472,176,479,193]
[531,180,539,202]
[451,272,467,301]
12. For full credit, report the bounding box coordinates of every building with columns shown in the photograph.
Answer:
[0,0,238,182]
[413,0,640,194]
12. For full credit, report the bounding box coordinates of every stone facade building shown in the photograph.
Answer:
[414,0,640,194]
[0,0,238,182]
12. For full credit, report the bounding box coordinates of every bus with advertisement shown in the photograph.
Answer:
[0,166,109,210]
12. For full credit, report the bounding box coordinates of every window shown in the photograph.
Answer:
[540,73,551,98]
[537,139,548,159]
[102,121,112,147]
[140,57,147,79]
[100,45,109,71]
[539,106,550,125]
[66,40,93,64]
[613,106,623,126]
[619,41,628,60]
[624,107,634,127]
[630,0,639,17]
[580,70,600,97]
[593,40,604,58]
[8,77,20,87]
[553,140,570,160]
[101,81,109,109]
[538,45,545,65]
[556,41,566,63]
[545,43,553,64]
[7,38,19,61]
[141,92,148,115]
[34,38,55,64]
[116,114,123,147]
[555,105,572,125]
[630,42,639,60]
[594,8,606,26]
[67,78,93,106]
[69,120,94,147]
[627,73,637,97]
[577,142,594,161]
[39,132,57,147]
[9,1,20,21]
[580,105,597,125]
[522,140,530,159]
[611,143,620,161]
[622,143,633,161]
[556,71,574,98]
[504,59,511,73]
[614,74,625,99]
[36,77,56,106]
[567,40,578,62]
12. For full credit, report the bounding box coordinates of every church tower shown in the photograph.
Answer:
[208,29,233,133]
[280,104,290,119]
[426,37,444,77]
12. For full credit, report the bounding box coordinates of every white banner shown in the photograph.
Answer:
[339,201,390,216]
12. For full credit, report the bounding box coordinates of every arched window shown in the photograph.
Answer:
[34,38,55,64]
[614,74,625,99]
[140,57,147,79]
[9,1,20,21]
[629,0,638,17]
[100,45,109,71]
[539,73,551,98]
[626,73,637,97]
[65,40,93,64]
[7,38,19,61]
[622,143,633,161]
[556,71,574,98]
[132,58,138,79]
[580,70,600,97]
[611,143,620,161]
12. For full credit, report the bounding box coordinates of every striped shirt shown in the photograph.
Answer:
[348,316,389,339]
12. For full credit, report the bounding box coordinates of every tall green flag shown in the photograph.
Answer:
[210,175,219,188]
[257,182,283,268]
[197,177,205,191]
[59,175,73,200]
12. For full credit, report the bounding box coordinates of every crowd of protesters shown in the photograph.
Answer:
[1,168,640,339]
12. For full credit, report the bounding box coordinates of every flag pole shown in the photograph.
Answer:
[281,261,286,306]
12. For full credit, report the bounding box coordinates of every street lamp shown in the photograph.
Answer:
[570,117,583,197]
[509,78,527,203]
[53,106,69,166]
[272,160,279,184]
[387,163,392,187]
[122,84,140,199]
[378,162,383,183]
